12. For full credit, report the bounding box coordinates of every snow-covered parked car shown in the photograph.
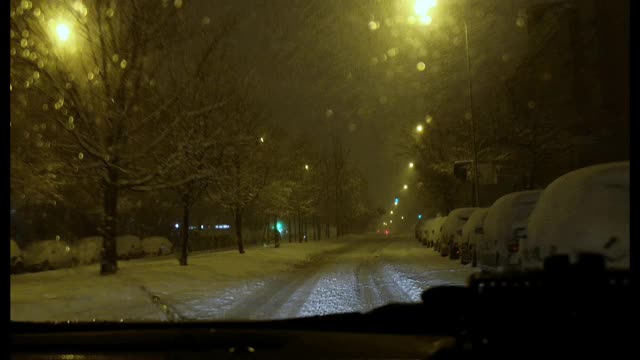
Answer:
[23,239,73,272]
[430,216,448,253]
[142,236,173,256]
[10,239,24,274]
[422,219,434,247]
[478,190,542,272]
[71,236,103,265]
[441,208,479,259]
[417,219,428,245]
[116,235,144,260]
[460,208,489,266]
[523,162,629,270]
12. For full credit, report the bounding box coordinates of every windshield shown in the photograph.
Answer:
[10,0,628,323]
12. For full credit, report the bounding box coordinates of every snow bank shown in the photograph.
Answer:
[524,162,629,269]
[142,236,173,256]
[23,239,73,271]
[116,235,144,259]
[442,208,479,247]
[480,190,542,269]
[72,237,103,265]
[461,208,489,248]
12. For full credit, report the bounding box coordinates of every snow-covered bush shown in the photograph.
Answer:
[10,239,24,273]
[524,162,629,270]
[116,235,144,260]
[72,236,103,265]
[23,239,73,271]
[141,236,173,256]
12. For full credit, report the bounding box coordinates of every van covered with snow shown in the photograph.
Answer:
[523,162,629,270]
[417,218,433,246]
[10,239,24,274]
[23,239,73,272]
[440,208,478,259]
[142,236,173,256]
[478,190,542,272]
[461,208,489,266]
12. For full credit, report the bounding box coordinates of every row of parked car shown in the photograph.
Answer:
[10,235,173,274]
[415,161,629,272]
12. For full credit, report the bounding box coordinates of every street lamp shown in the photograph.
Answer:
[409,162,414,168]
[414,0,437,24]
[304,164,309,171]
[414,0,480,207]
[403,184,408,190]
[390,210,394,215]
[55,22,71,42]
[416,124,424,133]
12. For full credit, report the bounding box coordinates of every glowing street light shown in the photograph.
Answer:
[403,184,408,190]
[304,164,309,171]
[55,22,71,42]
[260,137,265,143]
[416,124,424,133]
[409,162,414,168]
[401,216,404,220]
[414,0,437,25]
[390,210,394,215]
[390,220,393,224]
[413,0,480,207]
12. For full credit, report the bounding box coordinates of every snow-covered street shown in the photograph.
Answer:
[11,234,478,322]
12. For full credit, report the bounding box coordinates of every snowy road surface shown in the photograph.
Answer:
[11,234,478,322]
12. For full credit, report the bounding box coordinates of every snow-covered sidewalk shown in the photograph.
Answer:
[11,239,351,322]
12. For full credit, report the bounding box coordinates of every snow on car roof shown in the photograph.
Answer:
[525,161,629,269]
[483,190,542,247]
[462,208,489,238]
[442,208,478,236]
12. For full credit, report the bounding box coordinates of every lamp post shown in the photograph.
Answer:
[415,0,480,207]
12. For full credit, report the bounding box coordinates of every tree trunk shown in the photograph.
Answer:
[234,210,245,254]
[326,222,330,239]
[100,177,119,275]
[179,200,190,266]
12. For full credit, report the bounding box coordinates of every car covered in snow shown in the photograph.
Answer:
[414,219,425,243]
[430,216,448,253]
[522,162,629,270]
[417,219,429,245]
[460,208,489,266]
[23,239,73,272]
[478,190,542,272]
[142,236,173,256]
[71,236,103,265]
[116,235,145,260]
[440,208,479,259]
[10,239,24,274]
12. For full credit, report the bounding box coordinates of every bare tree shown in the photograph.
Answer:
[10,0,236,274]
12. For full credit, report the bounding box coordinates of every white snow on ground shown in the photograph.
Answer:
[11,240,349,322]
[11,234,477,322]
[141,236,173,255]
[298,265,360,318]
